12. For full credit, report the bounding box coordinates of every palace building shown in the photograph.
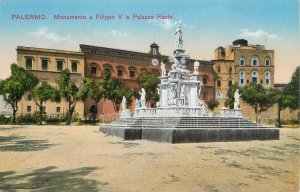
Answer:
[213,39,274,108]
[16,43,215,118]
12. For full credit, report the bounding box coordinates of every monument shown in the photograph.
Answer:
[100,25,279,143]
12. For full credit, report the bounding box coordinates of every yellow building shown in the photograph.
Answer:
[16,46,85,117]
[213,39,274,108]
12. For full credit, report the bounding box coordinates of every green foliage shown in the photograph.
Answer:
[283,66,299,110]
[137,71,160,106]
[32,83,61,125]
[225,83,240,109]
[0,115,11,124]
[88,81,105,125]
[241,83,275,122]
[207,98,219,111]
[0,64,39,124]
[57,69,92,125]
[16,112,40,124]
[99,71,133,112]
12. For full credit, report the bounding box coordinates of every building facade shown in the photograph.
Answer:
[16,43,214,118]
[213,39,275,108]
[16,46,85,117]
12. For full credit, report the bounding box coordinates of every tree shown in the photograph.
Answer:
[0,64,38,124]
[240,83,275,123]
[207,98,219,111]
[137,71,160,107]
[283,66,299,110]
[32,84,60,125]
[99,71,133,112]
[225,83,240,109]
[58,69,92,125]
[272,88,297,128]
[89,81,105,125]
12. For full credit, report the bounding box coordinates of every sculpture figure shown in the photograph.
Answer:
[161,62,166,77]
[122,96,127,111]
[180,85,186,106]
[174,24,183,49]
[168,84,177,106]
[139,88,146,108]
[234,89,241,109]
[194,61,200,75]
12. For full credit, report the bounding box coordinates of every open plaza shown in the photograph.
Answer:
[0,125,299,192]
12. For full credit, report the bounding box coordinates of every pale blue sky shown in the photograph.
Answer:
[0,0,299,83]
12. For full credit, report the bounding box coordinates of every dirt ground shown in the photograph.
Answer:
[0,125,299,192]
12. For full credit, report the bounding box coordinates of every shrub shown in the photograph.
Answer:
[0,114,11,124]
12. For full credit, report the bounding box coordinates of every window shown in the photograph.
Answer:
[203,77,207,85]
[41,59,48,71]
[56,60,63,71]
[117,69,123,77]
[252,71,258,84]
[27,94,32,101]
[130,70,135,79]
[217,66,221,73]
[239,57,245,66]
[228,80,232,87]
[91,50,96,54]
[153,48,156,54]
[91,66,97,74]
[251,56,259,66]
[71,61,78,72]
[265,57,271,66]
[26,58,33,70]
[56,107,61,113]
[239,71,245,86]
[265,72,271,87]
[217,80,221,87]
[229,67,232,75]
[104,68,111,73]
[27,106,31,112]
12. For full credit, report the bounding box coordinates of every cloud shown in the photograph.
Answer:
[95,29,129,38]
[27,27,75,43]
[149,19,196,31]
[239,29,279,40]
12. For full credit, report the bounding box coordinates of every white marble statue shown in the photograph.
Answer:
[157,87,160,95]
[180,85,186,106]
[161,62,166,77]
[174,24,183,49]
[139,88,146,108]
[234,89,241,109]
[194,61,200,75]
[122,96,127,111]
[170,56,179,71]
[168,84,177,106]
[197,82,203,97]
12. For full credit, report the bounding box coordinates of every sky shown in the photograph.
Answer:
[0,0,299,83]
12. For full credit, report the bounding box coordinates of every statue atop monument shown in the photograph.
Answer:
[139,88,146,108]
[174,24,183,49]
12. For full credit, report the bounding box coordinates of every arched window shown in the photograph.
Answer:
[251,56,259,66]
[153,48,156,54]
[265,57,271,66]
[239,57,245,66]
[239,71,245,86]
[216,79,221,87]
[228,80,232,88]
[252,71,259,84]
[103,63,113,74]
[265,72,271,87]
[217,66,221,73]
[229,67,232,75]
